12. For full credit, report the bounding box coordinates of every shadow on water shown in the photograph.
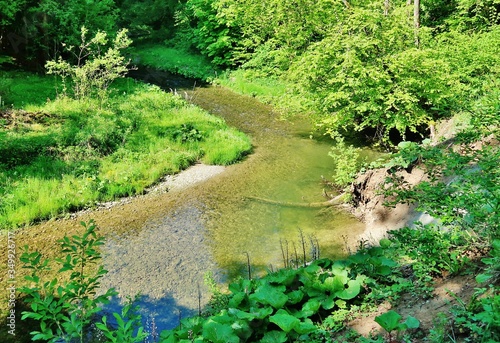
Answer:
[100,293,195,337]
[128,68,206,91]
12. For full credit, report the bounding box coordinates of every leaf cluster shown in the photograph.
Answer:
[45,26,133,103]
[160,241,410,342]
[19,220,117,342]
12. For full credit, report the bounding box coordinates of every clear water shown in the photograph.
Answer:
[96,81,366,332]
[12,73,368,335]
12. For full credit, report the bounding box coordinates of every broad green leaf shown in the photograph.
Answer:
[228,308,255,320]
[250,284,288,309]
[404,315,420,329]
[301,299,321,317]
[336,279,361,300]
[323,276,345,292]
[269,309,300,333]
[376,265,392,276]
[260,330,287,343]
[287,290,304,304]
[251,306,274,319]
[231,320,252,341]
[375,310,402,332]
[228,292,247,308]
[321,295,335,310]
[294,319,317,334]
[266,269,299,286]
[202,319,240,343]
[379,238,392,248]
[379,257,398,267]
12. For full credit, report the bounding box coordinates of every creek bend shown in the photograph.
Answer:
[16,71,366,331]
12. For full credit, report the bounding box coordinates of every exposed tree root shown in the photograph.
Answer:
[245,194,344,208]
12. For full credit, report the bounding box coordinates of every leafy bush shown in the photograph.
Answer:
[374,310,420,343]
[329,136,362,188]
[45,27,133,102]
[20,220,119,342]
[451,288,500,343]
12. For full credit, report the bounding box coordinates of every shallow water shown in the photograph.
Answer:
[0,70,376,343]
[96,75,366,331]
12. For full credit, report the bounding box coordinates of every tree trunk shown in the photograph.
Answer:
[414,0,420,47]
[245,194,344,208]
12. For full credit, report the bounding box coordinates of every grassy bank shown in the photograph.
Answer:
[134,45,218,81]
[0,71,251,229]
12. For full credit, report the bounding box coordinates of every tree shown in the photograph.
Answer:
[287,3,463,145]
[45,27,133,102]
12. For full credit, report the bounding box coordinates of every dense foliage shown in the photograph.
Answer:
[2,0,500,342]
[171,0,500,144]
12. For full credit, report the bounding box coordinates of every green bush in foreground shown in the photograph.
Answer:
[19,220,146,343]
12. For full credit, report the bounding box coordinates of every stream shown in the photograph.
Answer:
[93,70,367,332]
[8,70,368,336]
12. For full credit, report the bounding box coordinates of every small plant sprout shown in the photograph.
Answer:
[374,310,420,343]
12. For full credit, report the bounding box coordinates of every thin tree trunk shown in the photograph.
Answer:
[384,0,390,16]
[414,0,420,47]
[245,194,344,208]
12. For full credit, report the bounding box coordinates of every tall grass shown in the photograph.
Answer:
[214,69,313,118]
[0,72,252,229]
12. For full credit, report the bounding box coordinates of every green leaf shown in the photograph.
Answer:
[301,299,321,317]
[375,310,402,332]
[294,319,317,334]
[269,309,300,333]
[404,315,420,329]
[287,290,304,304]
[323,276,345,292]
[336,279,361,300]
[335,299,347,309]
[202,319,240,343]
[476,273,493,283]
[228,308,255,321]
[321,295,335,310]
[228,291,247,308]
[251,306,274,319]
[260,330,287,343]
[379,238,392,248]
[250,284,288,309]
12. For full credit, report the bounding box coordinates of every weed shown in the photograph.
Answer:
[374,310,420,343]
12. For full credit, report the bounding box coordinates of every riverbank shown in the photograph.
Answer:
[0,72,251,229]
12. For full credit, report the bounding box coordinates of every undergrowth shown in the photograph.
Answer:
[7,218,498,343]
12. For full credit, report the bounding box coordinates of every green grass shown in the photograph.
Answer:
[214,69,315,118]
[0,70,60,107]
[215,69,287,99]
[0,72,252,229]
[134,45,218,80]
